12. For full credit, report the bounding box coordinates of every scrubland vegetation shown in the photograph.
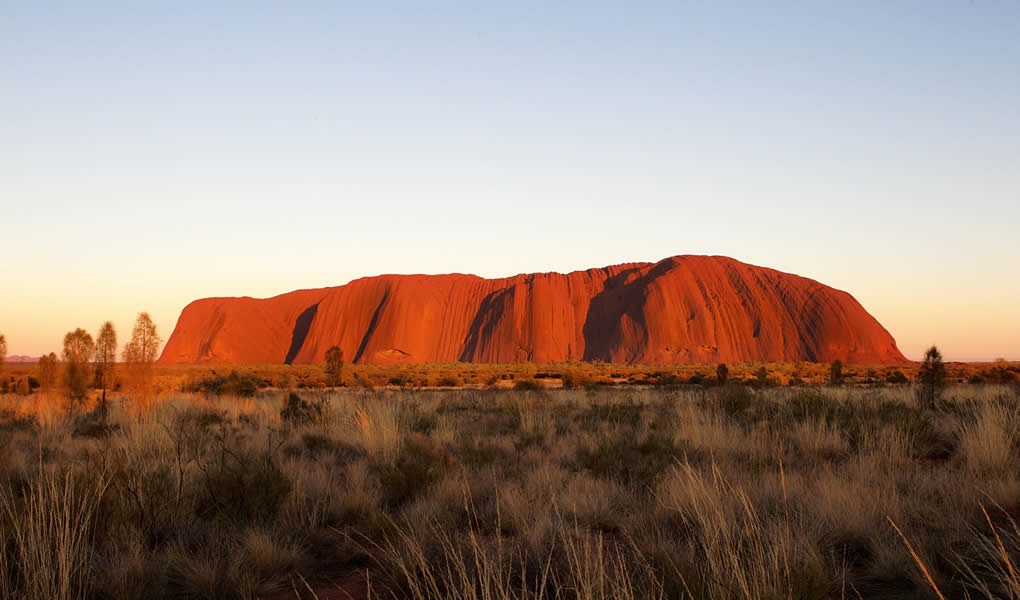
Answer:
[6,357,1016,400]
[1,380,1019,599]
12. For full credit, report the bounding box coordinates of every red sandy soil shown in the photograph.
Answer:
[159,255,907,366]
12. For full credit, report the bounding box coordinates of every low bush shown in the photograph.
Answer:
[437,375,460,387]
[373,435,452,508]
[561,370,585,389]
[71,412,119,439]
[573,432,692,489]
[187,371,261,397]
[193,432,291,525]
[513,379,542,391]
[279,392,321,425]
[887,370,910,384]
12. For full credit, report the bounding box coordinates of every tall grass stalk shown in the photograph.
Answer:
[1,467,110,600]
[957,502,1020,599]
[656,460,799,600]
[348,399,405,462]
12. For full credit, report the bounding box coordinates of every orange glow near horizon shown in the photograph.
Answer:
[2,256,1017,363]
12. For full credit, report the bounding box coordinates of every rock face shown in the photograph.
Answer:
[158,255,907,365]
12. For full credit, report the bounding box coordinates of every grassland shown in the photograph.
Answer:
[1,378,1019,599]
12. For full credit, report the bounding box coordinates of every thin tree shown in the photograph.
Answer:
[94,321,117,421]
[38,352,59,390]
[716,363,729,386]
[123,312,161,405]
[325,345,344,387]
[829,360,844,386]
[62,328,95,410]
[917,345,946,410]
[0,333,6,382]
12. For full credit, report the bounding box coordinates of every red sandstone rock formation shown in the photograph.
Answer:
[158,255,907,365]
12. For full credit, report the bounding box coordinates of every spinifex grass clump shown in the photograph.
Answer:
[1,468,110,600]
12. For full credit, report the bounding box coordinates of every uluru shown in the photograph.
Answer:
[158,255,907,366]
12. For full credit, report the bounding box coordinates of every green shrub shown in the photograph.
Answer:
[187,371,260,397]
[300,433,338,456]
[438,375,460,387]
[279,392,321,425]
[194,436,291,525]
[917,346,946,410]
[573,433,692,489]
[71,412,119,439]
[373,436,452,508]
[406,407,438,435]
[579,402,643,429]
[561,370,584,389]
[716,363,729,385]
[711,385,763,426]
[325,345,344,386]
[881,403,956,461]
[0,409,38,434]
[513,379,541,391]
[787,390,831,423]
[829,360,844,386]
[887,370,909,384]
[105,462,180,548]
[220,372,258,397]
[454,437,516,472]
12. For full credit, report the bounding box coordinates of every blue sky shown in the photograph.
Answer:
[2,1,1018,360]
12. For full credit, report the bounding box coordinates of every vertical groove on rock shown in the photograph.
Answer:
[285,303,319,365]
[353,288,391,364]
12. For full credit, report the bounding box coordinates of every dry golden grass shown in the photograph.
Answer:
[0,468,110,600]
[0,382,1017,598]
[958,402,1018,474]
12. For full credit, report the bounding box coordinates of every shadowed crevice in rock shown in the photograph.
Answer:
[581,267,642,361]
[582,262,676,361]
[197,310,227,362]
[353,289,391,364]
[285,303,319,365]
[459,287,514,362]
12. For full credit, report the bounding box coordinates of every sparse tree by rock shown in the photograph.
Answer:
[95,321,117,420]
[716,363,729,386]
[62,328,95,409]
[38,352,59,390]
[917,345,946,410]
[829,360,844,386]
[325,345,344,387]
[123,312,161,405]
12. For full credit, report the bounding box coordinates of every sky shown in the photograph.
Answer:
[2,1,1018,362]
